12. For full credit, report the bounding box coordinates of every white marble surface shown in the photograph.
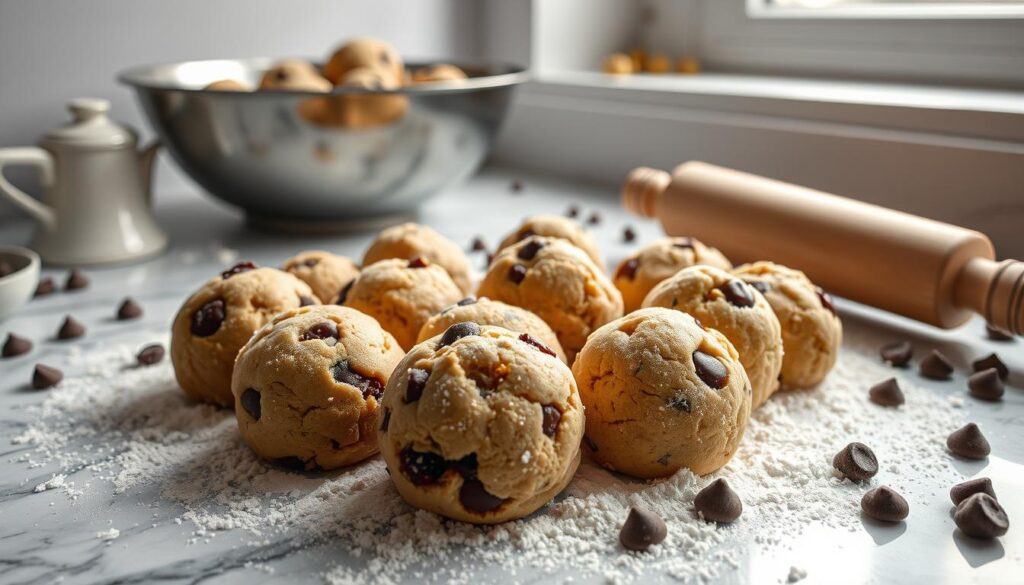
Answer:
[0,167,1020,584]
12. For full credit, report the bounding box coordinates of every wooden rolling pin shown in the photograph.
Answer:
[622,162,1023,335]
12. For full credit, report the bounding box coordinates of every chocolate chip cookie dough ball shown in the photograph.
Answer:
[417,296,567,364]
[204,79,251,91]
[497,215,605,271]
[363,223,473,294]
[643,265,783,409]
[323,37,404,85]
[410,63,467,84]
[379,324,583,524]
[573,308,751,477]
[171,263,318,407]
[325,67,409,128]
[733,261,842,389]
[232,305,404,471]
[613,237,732,313]
[478,236,623,362]
[281,250,359,305]
[258,59,332,92]
[340,258,463,350]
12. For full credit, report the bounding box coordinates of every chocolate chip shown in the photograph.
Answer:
[919,350,953,380]
[117,297,143,320]
[746,280,770,294]
[951,477,996,506]
[541,405,561,437]
[985,323,1014,341]
[972,353,1008,381]
[510,179,523,193]
[399,447,449,485]
[57,316,86,340]
[954,493,1009,539]
[861,486,909,522]
[439,322,480,348]
[460,478,505,514]
[717,280,755,308]
[668,394,691,413]
[408,257,429,269]
[519,333,556,358]
[3,333,32,358]
[299,295,316,307]
[0,261,12,277]
[616,258,640,281]
[693,350,728,389]
[880,341,913,367]
[335,279,355,305]
[190,299,226,337]
[517,239,544,260]
[221,261,257,280]
[566,205,579,218]
[65,269,89,290]
[274,69,289,81]
[657,454,671,465]
[694,478,743,523]
[240,388,261,420]
[673,237,694,250]
[832,442,878,481]
[816,287,837,316]
[302,258,320,268]
[450,453,479,478]
[947,423,990,459]
[380,407,391,432]
[34,277,55,297]
[968,368,1004,401]
[470,237,487,252]
[32,364,63,389]
[586,211,601,225]
[868,378,904,407]
[619,506,668,551]
[300,322,338,341]
[623,226,636,242]
[136,344,165,366]
[405,368,429,403]
[457,296,477,306]
[332,360,384,400]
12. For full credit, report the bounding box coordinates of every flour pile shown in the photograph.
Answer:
[11,330,964,583]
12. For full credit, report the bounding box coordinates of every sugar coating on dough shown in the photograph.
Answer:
[572,307,751,477]
[171,267,317,407]
[496,215,606,270]
[733,261,842,390]
[379,325,583,524]
[642,265,783,409]
[478,236,623,363]
[363,223,473,294]
[342,258,463,351]
[323,37,404,85]
[417,296,567,364]
[613,236,732,313]
[282,250,359,304]
[232,305,404,470]
[258,59,332,92]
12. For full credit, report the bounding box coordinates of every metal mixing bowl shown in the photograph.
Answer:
[119,58,527,230]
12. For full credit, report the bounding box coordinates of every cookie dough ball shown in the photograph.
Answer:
[340,258,463,350]
[574,308,751,477]
[319,67,408,129]
[324,37,404,85]
[478,236,623,362]
[258,59,332,92]
[232,305,403,470]
[171,263,317,406]
[363,223,473,294]
[613,237,732,313]
[733,262,842,389]
[281,250,360,304]
[643,265,783,408]
[417,296,567,364]
[602,53,634,75]
[204,79,251,92]
[379,324,583,524]
[410,64,467,84]
[497,215,605,271]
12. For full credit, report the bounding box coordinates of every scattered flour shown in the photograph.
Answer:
[33,473,66,493]
[96,528,120,541]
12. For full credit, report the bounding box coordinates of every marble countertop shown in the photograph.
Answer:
[0,167,1020,584]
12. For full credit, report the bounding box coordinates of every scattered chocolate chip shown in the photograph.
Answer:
[619,507,668,551]
[919,350,953,380]
[692,350,728,389]
[861,486,909,522]
[583,435,599,452]
[694,478,743,523]
[34,277,56,297]
[221,261,257,280]
[517,239,545,260]
[299,295,316,307]
[399,447,450,485]
[541,405,561,437]
[951,477,996,506]
[190,299,226,337]
[880,341,913,367]
[616,258,640,281]
[985,323,1014,341]
[717,280,755,308]
[947,423,990,459]
[622,226,636,242]
[954,493,1009,539]
[301,322,339,341]
[972,353,1008,381]
[336,279,355,305]
[510,179,523,193]
[0,261,13,277]
[832,442,878,481]
[457,296,477,306]
[117,297,143,320]
[508,264,528,284]
[586,211,601,225]
[968,368,1004,401]
[746,280,770,294]
[380,407,391,432]
[566,205,579,219]
[869,378,904,407]
[332,360,384,400]
[32,364,63,389]
[460,478,505,513]
[669,394,691,413]
[470,237,487,252]
[240,388,261,420]
[3,333,32,358]
[57,316,86,340]
[408,257,429,269]
[405,368,429,403]
[65,269,89,290]
[439,322,480,348]
[519,333,556,358]
[136,344,165,366]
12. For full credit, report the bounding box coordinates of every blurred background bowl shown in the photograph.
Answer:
[119,58,527,231]
[0,246,40,321]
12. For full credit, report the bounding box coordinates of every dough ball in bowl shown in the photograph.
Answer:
[613,236,732,313]
[410,64,468,84]
[281,250,359,305]
[323,37,404,85]
[363,223,473,294]
[496,215,605,271]
[258,59,332,92]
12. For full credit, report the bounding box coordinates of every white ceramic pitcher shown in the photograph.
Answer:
[0,98,167,265]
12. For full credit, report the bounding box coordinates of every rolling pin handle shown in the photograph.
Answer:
[622,167,670,219]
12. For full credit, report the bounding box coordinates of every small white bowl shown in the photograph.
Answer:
[0,246,40,321]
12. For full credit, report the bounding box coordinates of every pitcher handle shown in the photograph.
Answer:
[0,147,56,228]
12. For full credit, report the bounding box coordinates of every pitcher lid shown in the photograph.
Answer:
[42,98,137,149]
